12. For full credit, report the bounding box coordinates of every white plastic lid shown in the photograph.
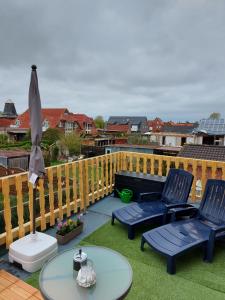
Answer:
[73,251,87,263]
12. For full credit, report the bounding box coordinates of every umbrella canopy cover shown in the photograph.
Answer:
[28,65,45,183]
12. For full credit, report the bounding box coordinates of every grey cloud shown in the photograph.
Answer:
[0,0,225,121]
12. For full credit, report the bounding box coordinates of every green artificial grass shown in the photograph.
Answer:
[26,221,225,299]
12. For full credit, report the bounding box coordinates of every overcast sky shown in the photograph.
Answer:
[0,0,225,121]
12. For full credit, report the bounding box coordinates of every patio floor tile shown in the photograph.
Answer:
[0,270,43,300]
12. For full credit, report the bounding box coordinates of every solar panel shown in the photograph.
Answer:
[196,119,225,134]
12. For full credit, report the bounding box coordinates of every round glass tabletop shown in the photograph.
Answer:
[39,246,133,300]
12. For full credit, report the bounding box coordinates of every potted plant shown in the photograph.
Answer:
[56,215,83,245]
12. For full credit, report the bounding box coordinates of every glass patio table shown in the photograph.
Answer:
[39,246,133,300]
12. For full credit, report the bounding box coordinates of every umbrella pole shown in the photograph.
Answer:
[33,187,36,234]
[32,179,39,234]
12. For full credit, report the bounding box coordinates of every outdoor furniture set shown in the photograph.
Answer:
[112,168,225,274]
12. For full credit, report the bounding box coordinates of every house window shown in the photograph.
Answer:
[85,123,92,133]
[42,120,49,131]
[131,125,138,132]
[162,136,166,145]
[15,119,20,127]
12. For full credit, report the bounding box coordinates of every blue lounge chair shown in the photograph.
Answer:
[112,169,194,239]
[141,179,225,274]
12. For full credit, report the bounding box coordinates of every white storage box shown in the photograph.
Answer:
[9,232,58,273]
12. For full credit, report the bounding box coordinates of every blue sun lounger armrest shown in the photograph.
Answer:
[138,192,162,202]
[169,205,198,221]
[164,203,191,210]
[161,203,194,223]
[209,225,225,241]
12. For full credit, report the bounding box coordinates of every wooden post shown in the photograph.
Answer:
[15,175,25,238]
[65,164,71,217]
[72,162,78,213]
[39,178,46,231]
[57,165,63,220]
[2,178,13,248]
[48,168,55,226]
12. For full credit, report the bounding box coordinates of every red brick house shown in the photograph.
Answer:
[148,118,164,132]
[13,108,96,136]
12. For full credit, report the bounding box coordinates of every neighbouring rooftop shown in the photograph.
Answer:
[108,116,147,125]
[161,123,198,134]
[0,150,30,158]
[193,118,225,135]
[178,144,225,161]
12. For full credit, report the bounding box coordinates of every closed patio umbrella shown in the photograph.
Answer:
[8,65,57,273]
[28,65,45,234]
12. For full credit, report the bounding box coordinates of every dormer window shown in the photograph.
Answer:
[59,121,63,128]
[42,119,49,131]
[15,119,20,127]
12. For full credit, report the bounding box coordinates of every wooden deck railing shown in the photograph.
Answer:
[0,151,225,248]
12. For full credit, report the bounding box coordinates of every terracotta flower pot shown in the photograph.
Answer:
[56,222,83,245]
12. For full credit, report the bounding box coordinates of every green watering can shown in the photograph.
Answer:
[116,189,133,203]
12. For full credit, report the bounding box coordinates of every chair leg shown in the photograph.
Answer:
[141,237,145,251]
[111,214,115,225]
[206,241,214,263]
[167,257,176,275]
[128,226,135,240]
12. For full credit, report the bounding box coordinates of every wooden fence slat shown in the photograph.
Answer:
[201,161,207,196]
[158,157,162,176]
[183,159,188,172]
[128,153,133,172]
[211,162,217,179]
[113,153,116,184]
[65,164,71,217]
[143,156,147,175]
[222,164,225,181]
[166,157,171,175]
[191,160,197,201]
[2,178,13,248]
[122,152,126,171]
[15,175,25,238]
[101,156,105,198]
[105,155,109,195]
[38,179,46,231]
[136,154,140,174]
[91,158,95,202]
[72,162,78,213]
[57,165,63,220]
[47,168,55,226]
[175,158,179,169]
[28,182,34,232]
[78,161,84,210]
[119,152,122,171]
[96,157,100,200]
[109,154,113,193]
[150,155,155,175]
[116,152,120,173]
[84,159,89,207]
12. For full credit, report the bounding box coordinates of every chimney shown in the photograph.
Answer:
[2,100,18,118]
